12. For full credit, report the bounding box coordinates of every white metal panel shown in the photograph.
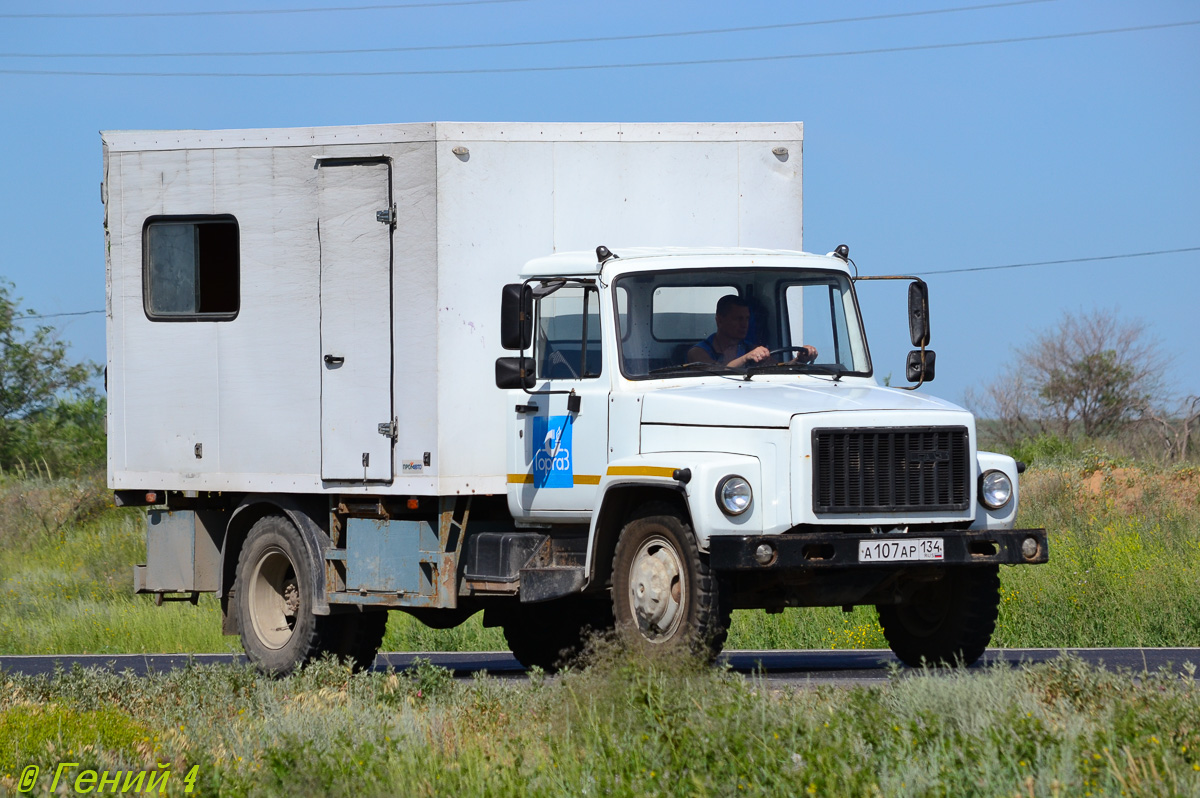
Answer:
[104,144,127,478]
[639,379,966,429]
[102,123,436,153]
[971,451,1019,530]
[318,159,394,482]
[102,122,802,154]
[213,146,323,479]
[435,121,803,143]
[737,140,803,250]
[388,142,440,488]
[551,142,741,250]
[434,140,555,488]
[637,426,788,535]
[114,149,222,478]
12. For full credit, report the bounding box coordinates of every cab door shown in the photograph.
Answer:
[508,284,609,515]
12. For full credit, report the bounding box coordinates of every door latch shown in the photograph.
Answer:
[324,354,345,366]
[377,418,398,441]
[376,205,396,229]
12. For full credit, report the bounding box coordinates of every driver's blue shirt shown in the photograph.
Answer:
[694,334,749,362]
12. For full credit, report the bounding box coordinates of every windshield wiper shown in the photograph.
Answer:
[647,362,720,376]
[742,361,845,380]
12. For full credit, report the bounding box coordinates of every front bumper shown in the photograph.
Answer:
[708,528,1048,571]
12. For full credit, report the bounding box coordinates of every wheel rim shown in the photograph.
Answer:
[248,546,300,650]
[627,534,687,642]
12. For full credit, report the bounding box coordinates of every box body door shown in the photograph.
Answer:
[318,159,395,482]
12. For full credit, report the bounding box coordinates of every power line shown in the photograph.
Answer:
[12,310,105,322]
[15,247,1199,323]
[0,0,524,20]
[2,19,1195,77]
[0,0,1055,59]
[909,246,1200,276]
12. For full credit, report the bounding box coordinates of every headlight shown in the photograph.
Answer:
[716,475,753,516]
[979,470,1013,510]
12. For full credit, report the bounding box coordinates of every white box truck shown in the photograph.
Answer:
[103,122,1046,674]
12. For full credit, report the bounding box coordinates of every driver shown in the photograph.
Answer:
[687,294,816,368]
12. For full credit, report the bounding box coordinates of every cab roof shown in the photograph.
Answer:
[519,247,848,278]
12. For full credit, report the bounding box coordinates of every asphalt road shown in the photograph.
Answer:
[2,648,1197,686]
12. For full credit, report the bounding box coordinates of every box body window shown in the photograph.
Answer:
[143,216,239,320]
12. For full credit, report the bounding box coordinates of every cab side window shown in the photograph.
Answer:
[536,286,602,379]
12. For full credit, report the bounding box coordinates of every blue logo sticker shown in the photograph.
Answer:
[532,415,573,488]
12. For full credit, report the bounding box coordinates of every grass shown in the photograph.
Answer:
[0,476,237,656]
[992,464,1200,648]
[2,648,1199,796]
[0,461,1198,656]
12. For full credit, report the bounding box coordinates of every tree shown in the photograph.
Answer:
[0,282,101,470]
[971,309,1169,444]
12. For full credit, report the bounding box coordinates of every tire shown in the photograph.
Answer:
[234,515,324,675]
[876,565,1001,667]
[611,511,731,661]
[500,599,614,672]
[322,610,388,672]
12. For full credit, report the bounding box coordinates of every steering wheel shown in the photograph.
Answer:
[766,346,817,364]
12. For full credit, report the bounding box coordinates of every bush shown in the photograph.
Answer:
[0,703,151,775]
[1007,433,1079,466]
[1,396,107,478]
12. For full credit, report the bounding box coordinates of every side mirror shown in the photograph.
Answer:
[495,356,536,389]
[500,283,533,351]
[908,280,930,347]
[906,349,936,383]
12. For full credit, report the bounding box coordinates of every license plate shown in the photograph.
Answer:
[858,537,944,563]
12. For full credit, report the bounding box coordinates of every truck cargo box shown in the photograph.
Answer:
[103,122,804,496]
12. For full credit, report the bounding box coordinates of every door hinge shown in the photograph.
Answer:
[376,205,396,229]
[377,418,398,441]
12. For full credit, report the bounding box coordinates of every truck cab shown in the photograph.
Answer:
[494,246,1046,666]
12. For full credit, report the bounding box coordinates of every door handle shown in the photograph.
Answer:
[324,354,345,366]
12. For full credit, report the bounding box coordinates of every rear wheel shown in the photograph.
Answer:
[234,515,323,675]
[611,511,731,661]
[500,599,614,672]
[876,565,1001,667]
[323,610,388,672]
[234,514,387,674]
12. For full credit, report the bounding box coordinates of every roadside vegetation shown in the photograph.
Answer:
[0,475,236,656]
[4,646,1200,796]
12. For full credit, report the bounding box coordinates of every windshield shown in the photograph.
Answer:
[613,268,871,379]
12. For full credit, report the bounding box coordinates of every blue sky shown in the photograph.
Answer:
[0,0,1196,408]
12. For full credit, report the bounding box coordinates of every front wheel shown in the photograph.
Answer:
[611,511,730,660]
[876,565,1001,667]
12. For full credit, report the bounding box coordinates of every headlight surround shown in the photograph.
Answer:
[979,470,1013,510]
[716,475,753,516]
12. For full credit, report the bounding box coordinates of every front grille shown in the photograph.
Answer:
[812,426,970,513]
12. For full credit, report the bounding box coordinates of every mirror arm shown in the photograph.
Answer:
[850,274,923,283]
